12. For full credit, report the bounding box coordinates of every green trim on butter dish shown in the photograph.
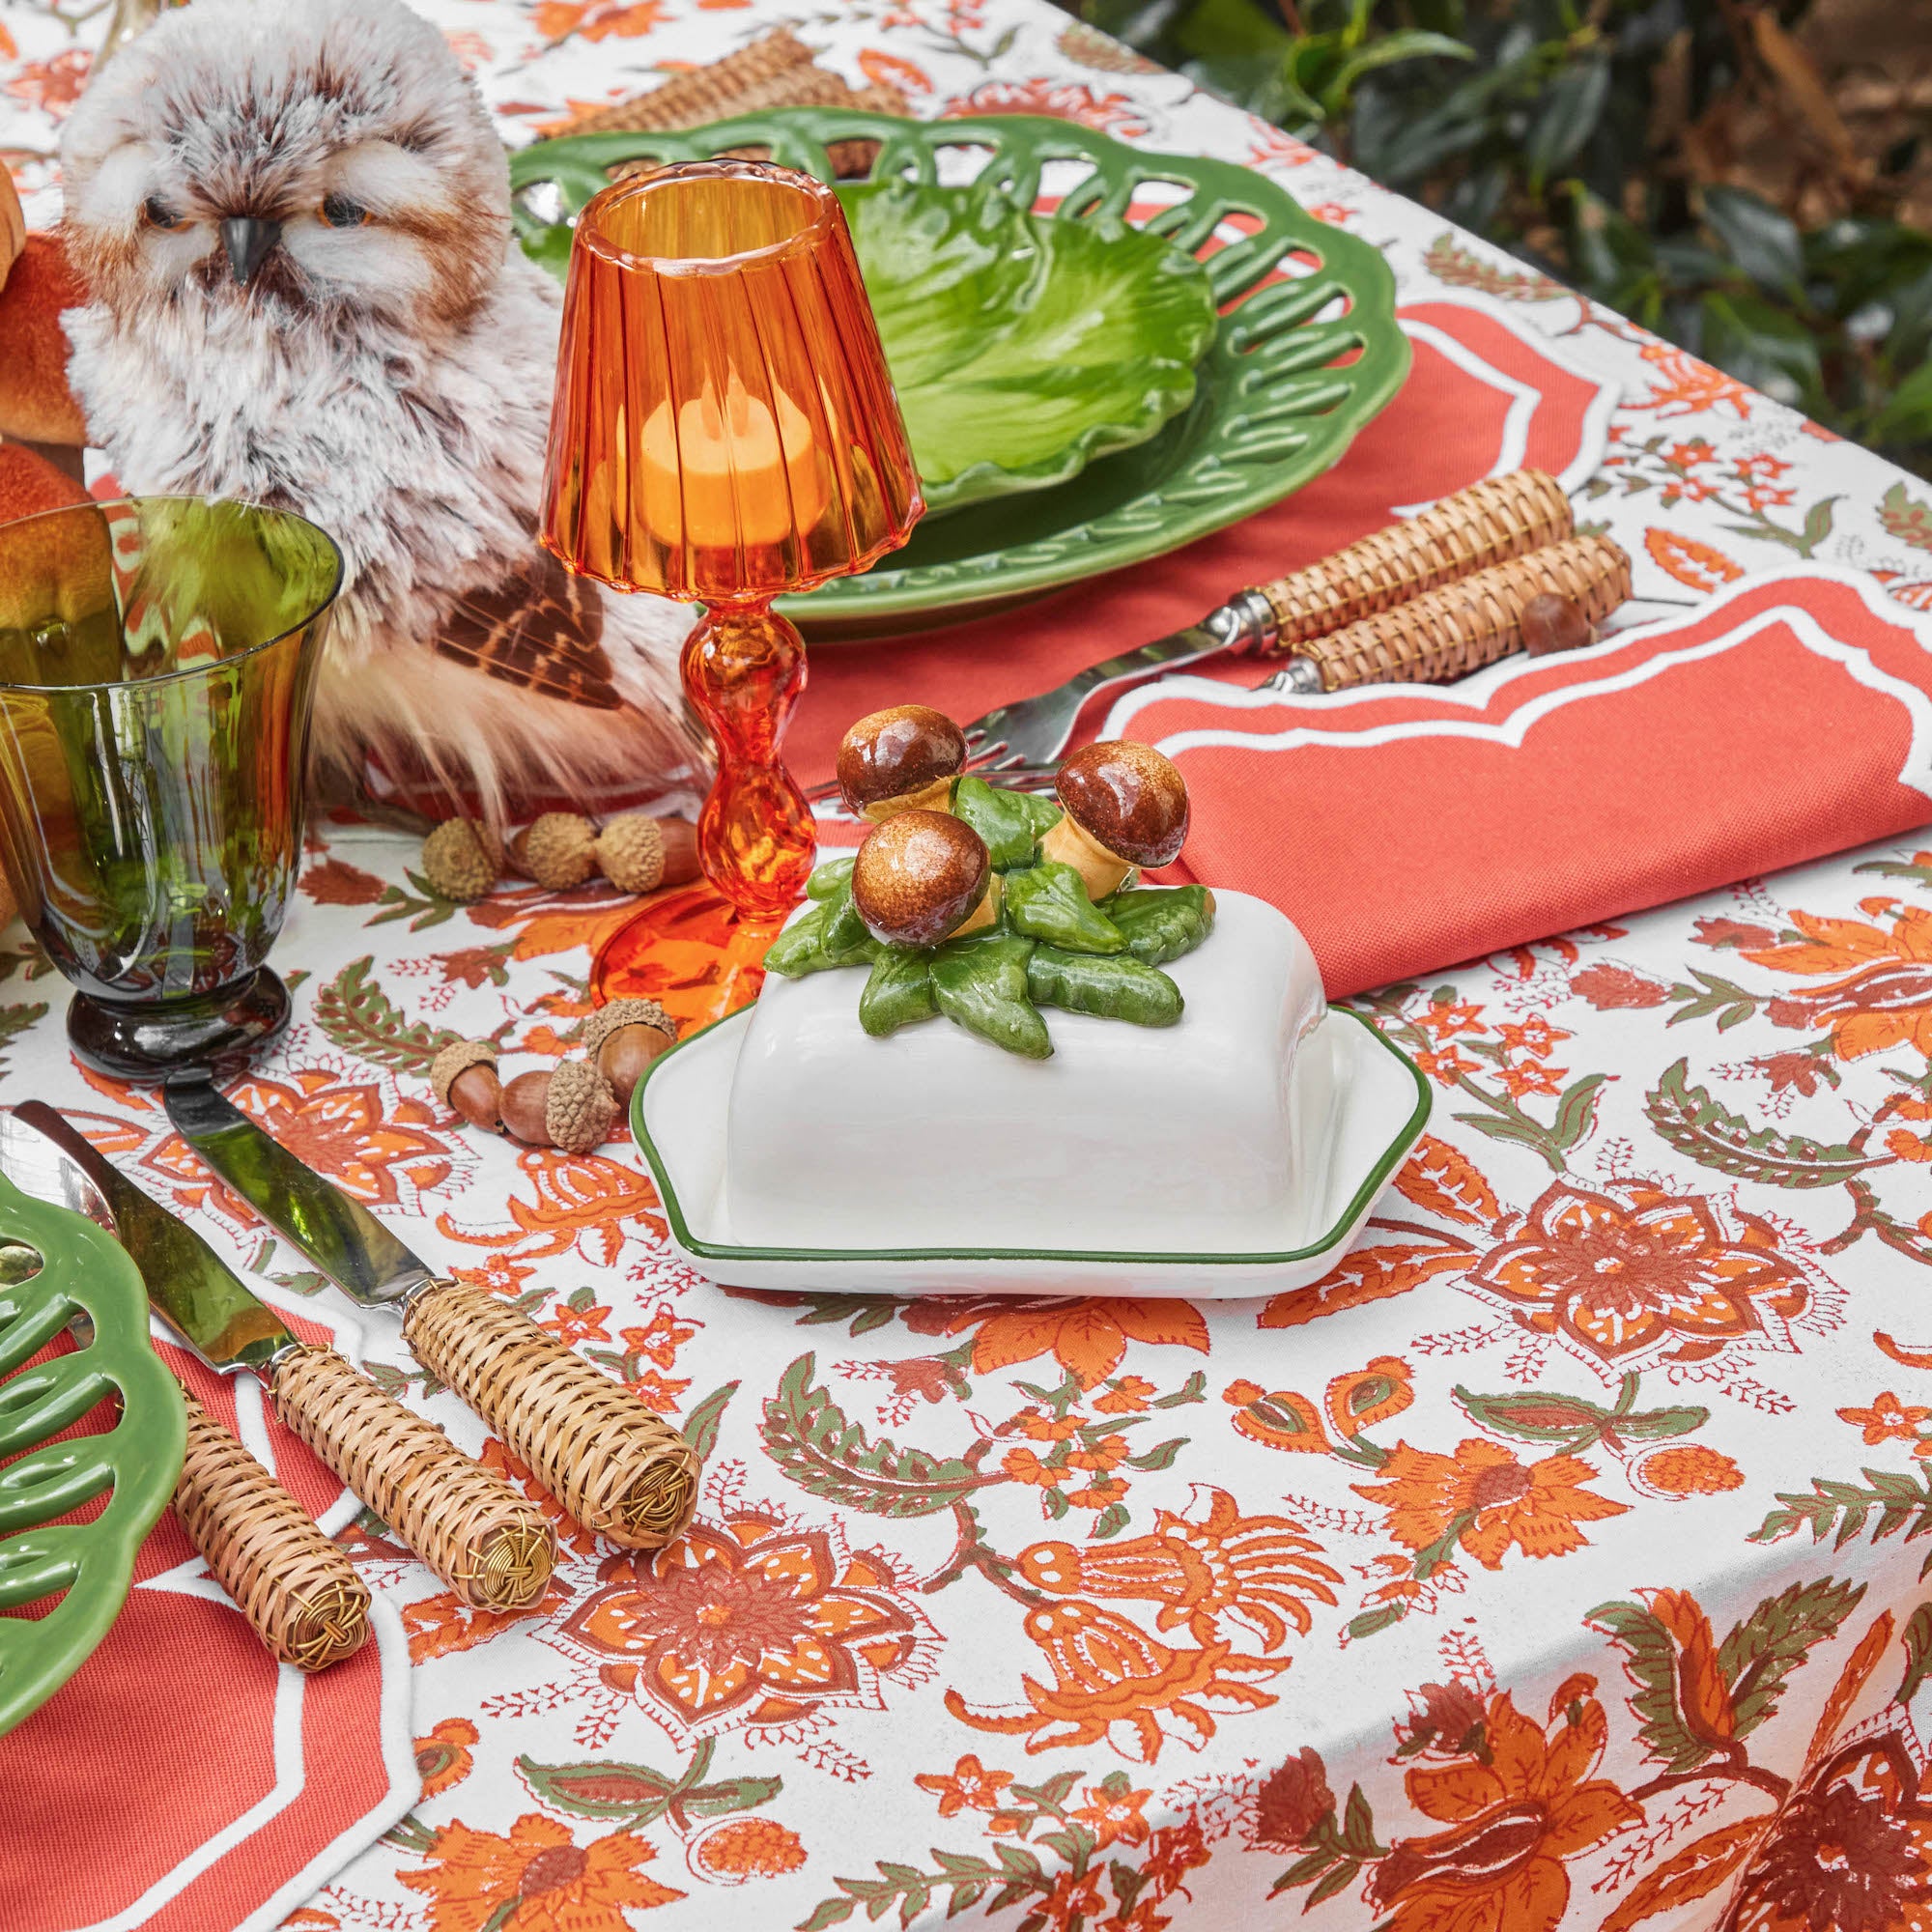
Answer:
[631,1005,1431,1269]
[0,1172,185,1737]
[510,110,1410,633]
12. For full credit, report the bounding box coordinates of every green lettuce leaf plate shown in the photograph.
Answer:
[511,110,1410,637]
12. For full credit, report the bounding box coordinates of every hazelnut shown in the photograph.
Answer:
[582,997,678,1104]
[850,810,991,948]
[1520,592,1594,657]
[497,1069,554,1146]
[430,1039,501,1130]
[420,818,502,902]
[512,812,598,890]
[837,706,967,822]
[545,1059,617,1155]
[1041,741,1189,900]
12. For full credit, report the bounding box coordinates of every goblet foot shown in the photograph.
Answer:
[591,882,786,1031]
[67,968,291,1083]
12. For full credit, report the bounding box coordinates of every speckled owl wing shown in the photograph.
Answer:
[432,546,623,710]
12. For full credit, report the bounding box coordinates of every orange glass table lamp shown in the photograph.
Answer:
[542,159,922,1017]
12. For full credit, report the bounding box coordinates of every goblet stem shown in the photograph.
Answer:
[681,597,814,919]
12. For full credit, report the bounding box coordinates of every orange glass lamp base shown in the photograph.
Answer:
[592,880,786,1028]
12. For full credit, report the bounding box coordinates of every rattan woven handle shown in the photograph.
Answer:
[404,1279,700,1550]
[268,1345,555,1612]
[1253,469,1575,654]
[1293,533,1633,691]
[173,1387,371,1671]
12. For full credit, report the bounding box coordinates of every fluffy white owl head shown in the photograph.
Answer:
[60,0,512,336]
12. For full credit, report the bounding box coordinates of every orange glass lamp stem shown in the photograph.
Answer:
[541,158,922,936]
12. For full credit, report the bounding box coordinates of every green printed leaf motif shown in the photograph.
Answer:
[312,955,464,1076]
[1005,860,1126,954]
[761,1354,984,1517]
[1716,1577,1865,1740]
[1646,1059,1887,1187]
[1028,945,1182,1026]
[837,177,1218,513]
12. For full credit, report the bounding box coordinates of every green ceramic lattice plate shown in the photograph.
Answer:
[509,110,1411,638]
[0,1170,185,1737]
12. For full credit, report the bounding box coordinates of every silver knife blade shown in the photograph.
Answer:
[1,1105,296,1376]
[161,1078,435,1307]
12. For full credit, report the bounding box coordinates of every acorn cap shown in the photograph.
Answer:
[545,1059,617,1155]
[430,1037,497,1109]
[421,818,502,902]
[1055,740,1190,868]
[850,810,990,948]
[582,998,675,1058]
[518,812,598,890]
[837,705,967,815]
[595,814,666,895]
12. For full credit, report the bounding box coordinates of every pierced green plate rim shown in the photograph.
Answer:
[629,1004,1430,1268]
[510,110,1412,630]
[0,1171,185,1738]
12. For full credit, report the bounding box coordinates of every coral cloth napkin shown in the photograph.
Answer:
[1102,568,1932,996]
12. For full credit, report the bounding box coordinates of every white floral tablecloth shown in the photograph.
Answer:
[6,5,1932,1932]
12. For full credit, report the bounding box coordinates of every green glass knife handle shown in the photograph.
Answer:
[267,1345,556,1612]
[402,1279,699,1550]
[173,1386,370,1671]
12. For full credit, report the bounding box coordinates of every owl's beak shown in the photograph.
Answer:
[219,216,281,287]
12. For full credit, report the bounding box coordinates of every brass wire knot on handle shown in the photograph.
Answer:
[269,1346,555,1612]
[403,1279,701,1550]
[172,1388,370,1671]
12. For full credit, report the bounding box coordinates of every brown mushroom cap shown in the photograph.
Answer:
[1055,740,1190,868]
[837,705,967,814]
[851,810,990,948]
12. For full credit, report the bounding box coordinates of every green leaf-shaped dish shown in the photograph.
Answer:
[511,110,1410,635]
[0,1172,185,1736]
[836,176,1217,513]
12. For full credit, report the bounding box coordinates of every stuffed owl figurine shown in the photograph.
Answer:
[56,0,699,821]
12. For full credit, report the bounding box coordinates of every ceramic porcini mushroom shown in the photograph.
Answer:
[1042,740,1190,900]
[851,810,996,947]
[838,705,968,822]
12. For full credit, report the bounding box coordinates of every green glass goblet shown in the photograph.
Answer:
[0,497,342,1081]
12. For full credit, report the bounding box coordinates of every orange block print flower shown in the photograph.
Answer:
[1747,906,1932,1062]
[1369,1687,1639,1932]
[1353,1438,1629,1569]
[399,1814,682,1930]
[691,1815,807,1880]
[1466,1177,1820,1368]
[915,1295,1208,1390]
[916,1753,1014,1817]
[1071,1777,1152,1848]
[1838,1391,1932,1445]
[553,1510,934,1746]
[1014,1487,1340,1650]
[945,1600,1284,1762]
[1636,1443,1745,1496]
[415,1717,480,1800]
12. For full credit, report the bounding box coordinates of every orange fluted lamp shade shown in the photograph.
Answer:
[541,159,922,603]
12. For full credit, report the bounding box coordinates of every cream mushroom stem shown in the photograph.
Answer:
[950,873,1004,939]
[862,773,955,824]
[1039,813,1136,902]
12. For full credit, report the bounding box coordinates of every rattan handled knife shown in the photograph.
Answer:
[160,1077,699,1552]
[7,1104,554,1617]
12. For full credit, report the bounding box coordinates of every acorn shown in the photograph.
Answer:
[851,810,994,948]
[512,812,598,890]
[545,1059,617,1154]
[1520,591,1594,657]
[582,998,677,1105]
[421,818,502,902]
[497,1069,554,1146]
[1041,741,1190,900]
[430,1038,501,1131]
[596,814,701,895]
[838,706,967,822]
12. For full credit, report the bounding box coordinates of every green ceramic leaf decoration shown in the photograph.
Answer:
[1105,885,1217,965]
[835,178,1218,513]
[1006,861,1127,954]
[805,857,855,901]
[859,946,938,1037]
[764,891,875,979]
[1028,946,1183,1027]
[929,932,1051,1059]
[951,777,1063,870]
[0,1172,185,1736]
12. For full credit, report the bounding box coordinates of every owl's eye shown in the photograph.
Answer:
[141,195,185,231]
[320,194,368,229]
